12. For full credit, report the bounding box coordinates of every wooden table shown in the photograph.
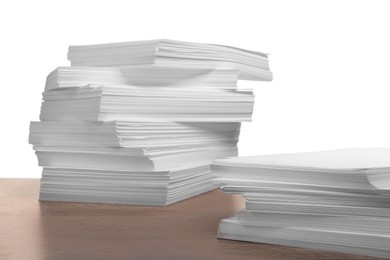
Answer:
[0,179,383,260]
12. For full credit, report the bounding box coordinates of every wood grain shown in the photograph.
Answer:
[0,179,383,260]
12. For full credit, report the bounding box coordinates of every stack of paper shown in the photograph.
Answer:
[29,121,240,147]
[67,39,273,81]
[45,66,239,91]
[30,39,272,206]
[211,148,390,258]
[39,84,254,122]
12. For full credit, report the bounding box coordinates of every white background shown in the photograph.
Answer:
[1,0,390,178]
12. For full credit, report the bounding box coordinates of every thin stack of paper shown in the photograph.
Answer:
[29,121,240,147]
[67,39,273,81]
[39,84,254,122]
[45,66,238,91]
[211,148,390,258]
[30,39,272,206]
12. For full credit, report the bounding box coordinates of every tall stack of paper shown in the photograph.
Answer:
[30,39,272,206]
[211,148,390,258]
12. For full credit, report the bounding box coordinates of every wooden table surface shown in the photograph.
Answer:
[0,179,384,260]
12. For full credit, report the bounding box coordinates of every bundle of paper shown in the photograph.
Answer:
[67,39,272,81]
[34,144,237,172]
[29,121,240,147]
[37,144,235,206]
[39,85,254,122]
[30,39,271,206]
[45,66,238,91]
[39,165,215,206]
[211,148,390,258]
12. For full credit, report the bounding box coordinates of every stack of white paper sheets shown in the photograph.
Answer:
[30,39,272,206]
[67,39,272,81]
[29,121,240,147]
[211,148,390,258]
[39,84,254,122]
[45,66,239,91]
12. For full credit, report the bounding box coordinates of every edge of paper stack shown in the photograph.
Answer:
[30,39,272,206]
